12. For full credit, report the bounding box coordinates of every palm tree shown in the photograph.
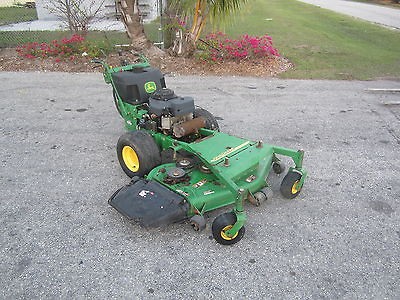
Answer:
[118,0,163,55]
[170,0,248,56]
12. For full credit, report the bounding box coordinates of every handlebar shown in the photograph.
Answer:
[91,54,151,84]
[91,54,149,70]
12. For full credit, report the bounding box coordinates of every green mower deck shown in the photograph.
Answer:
[96,56,307,245]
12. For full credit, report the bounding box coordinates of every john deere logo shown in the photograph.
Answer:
[144,81,157,93]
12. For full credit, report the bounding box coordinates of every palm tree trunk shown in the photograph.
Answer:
[170,0,247,57]
[189,0,207,43]
[118,0,163,55]
[171,0,207,57]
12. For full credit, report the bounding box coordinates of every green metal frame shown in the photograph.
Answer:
[98,58,307,240]
[95,57,150,131]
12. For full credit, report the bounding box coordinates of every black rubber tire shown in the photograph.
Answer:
[194,107,220,131]
[129,176,141,185]
[190,215,206,231]
[280,171,303,199]
[212,212,245,245]
[272,161,285,175]
[117,131,161,178]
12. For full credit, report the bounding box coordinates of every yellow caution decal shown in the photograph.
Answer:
[211,141,250,163]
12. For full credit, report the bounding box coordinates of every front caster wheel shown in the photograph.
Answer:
[253,187,273,206]
[212,212,245,245]
[272,161,285,174]
[280,170,303,199]
[190,215,206,231]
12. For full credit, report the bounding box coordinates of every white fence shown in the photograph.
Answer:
[0,0,35,7]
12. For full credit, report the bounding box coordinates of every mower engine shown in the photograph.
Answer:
[111,67,205,138]
[145,88,205,138]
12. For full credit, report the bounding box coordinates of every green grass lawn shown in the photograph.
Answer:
[0,7,37,26]
[219,0,400,79]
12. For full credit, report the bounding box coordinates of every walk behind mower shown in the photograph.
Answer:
[94,55,307,245]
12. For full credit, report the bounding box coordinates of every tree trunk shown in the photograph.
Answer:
[170,0,207,57]
[189,0,207,42]
[118,0,164,56]
[171,30,196,57]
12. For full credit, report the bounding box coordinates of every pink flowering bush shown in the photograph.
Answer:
[165,17,187,31]
[198,32,280,63]
[16,34,101,61]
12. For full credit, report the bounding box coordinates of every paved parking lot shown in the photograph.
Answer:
[1,72,399,299]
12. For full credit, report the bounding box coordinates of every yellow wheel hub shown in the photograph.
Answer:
[220,225,238,241]
[291,180,301,194]
[122,146,139,172]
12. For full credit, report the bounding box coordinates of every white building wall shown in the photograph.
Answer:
[35,0,56,20]
[35,0,160,22]
[0,0,17,7]
[0,0,36,7]
[139,0,158,23]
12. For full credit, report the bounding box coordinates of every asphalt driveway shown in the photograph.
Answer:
[1,72,399,299]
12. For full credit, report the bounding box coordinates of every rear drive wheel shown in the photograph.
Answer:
[194,107,220,131]
[280,170,303,199]
[212,212,245,245]
[117,131,161,178]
